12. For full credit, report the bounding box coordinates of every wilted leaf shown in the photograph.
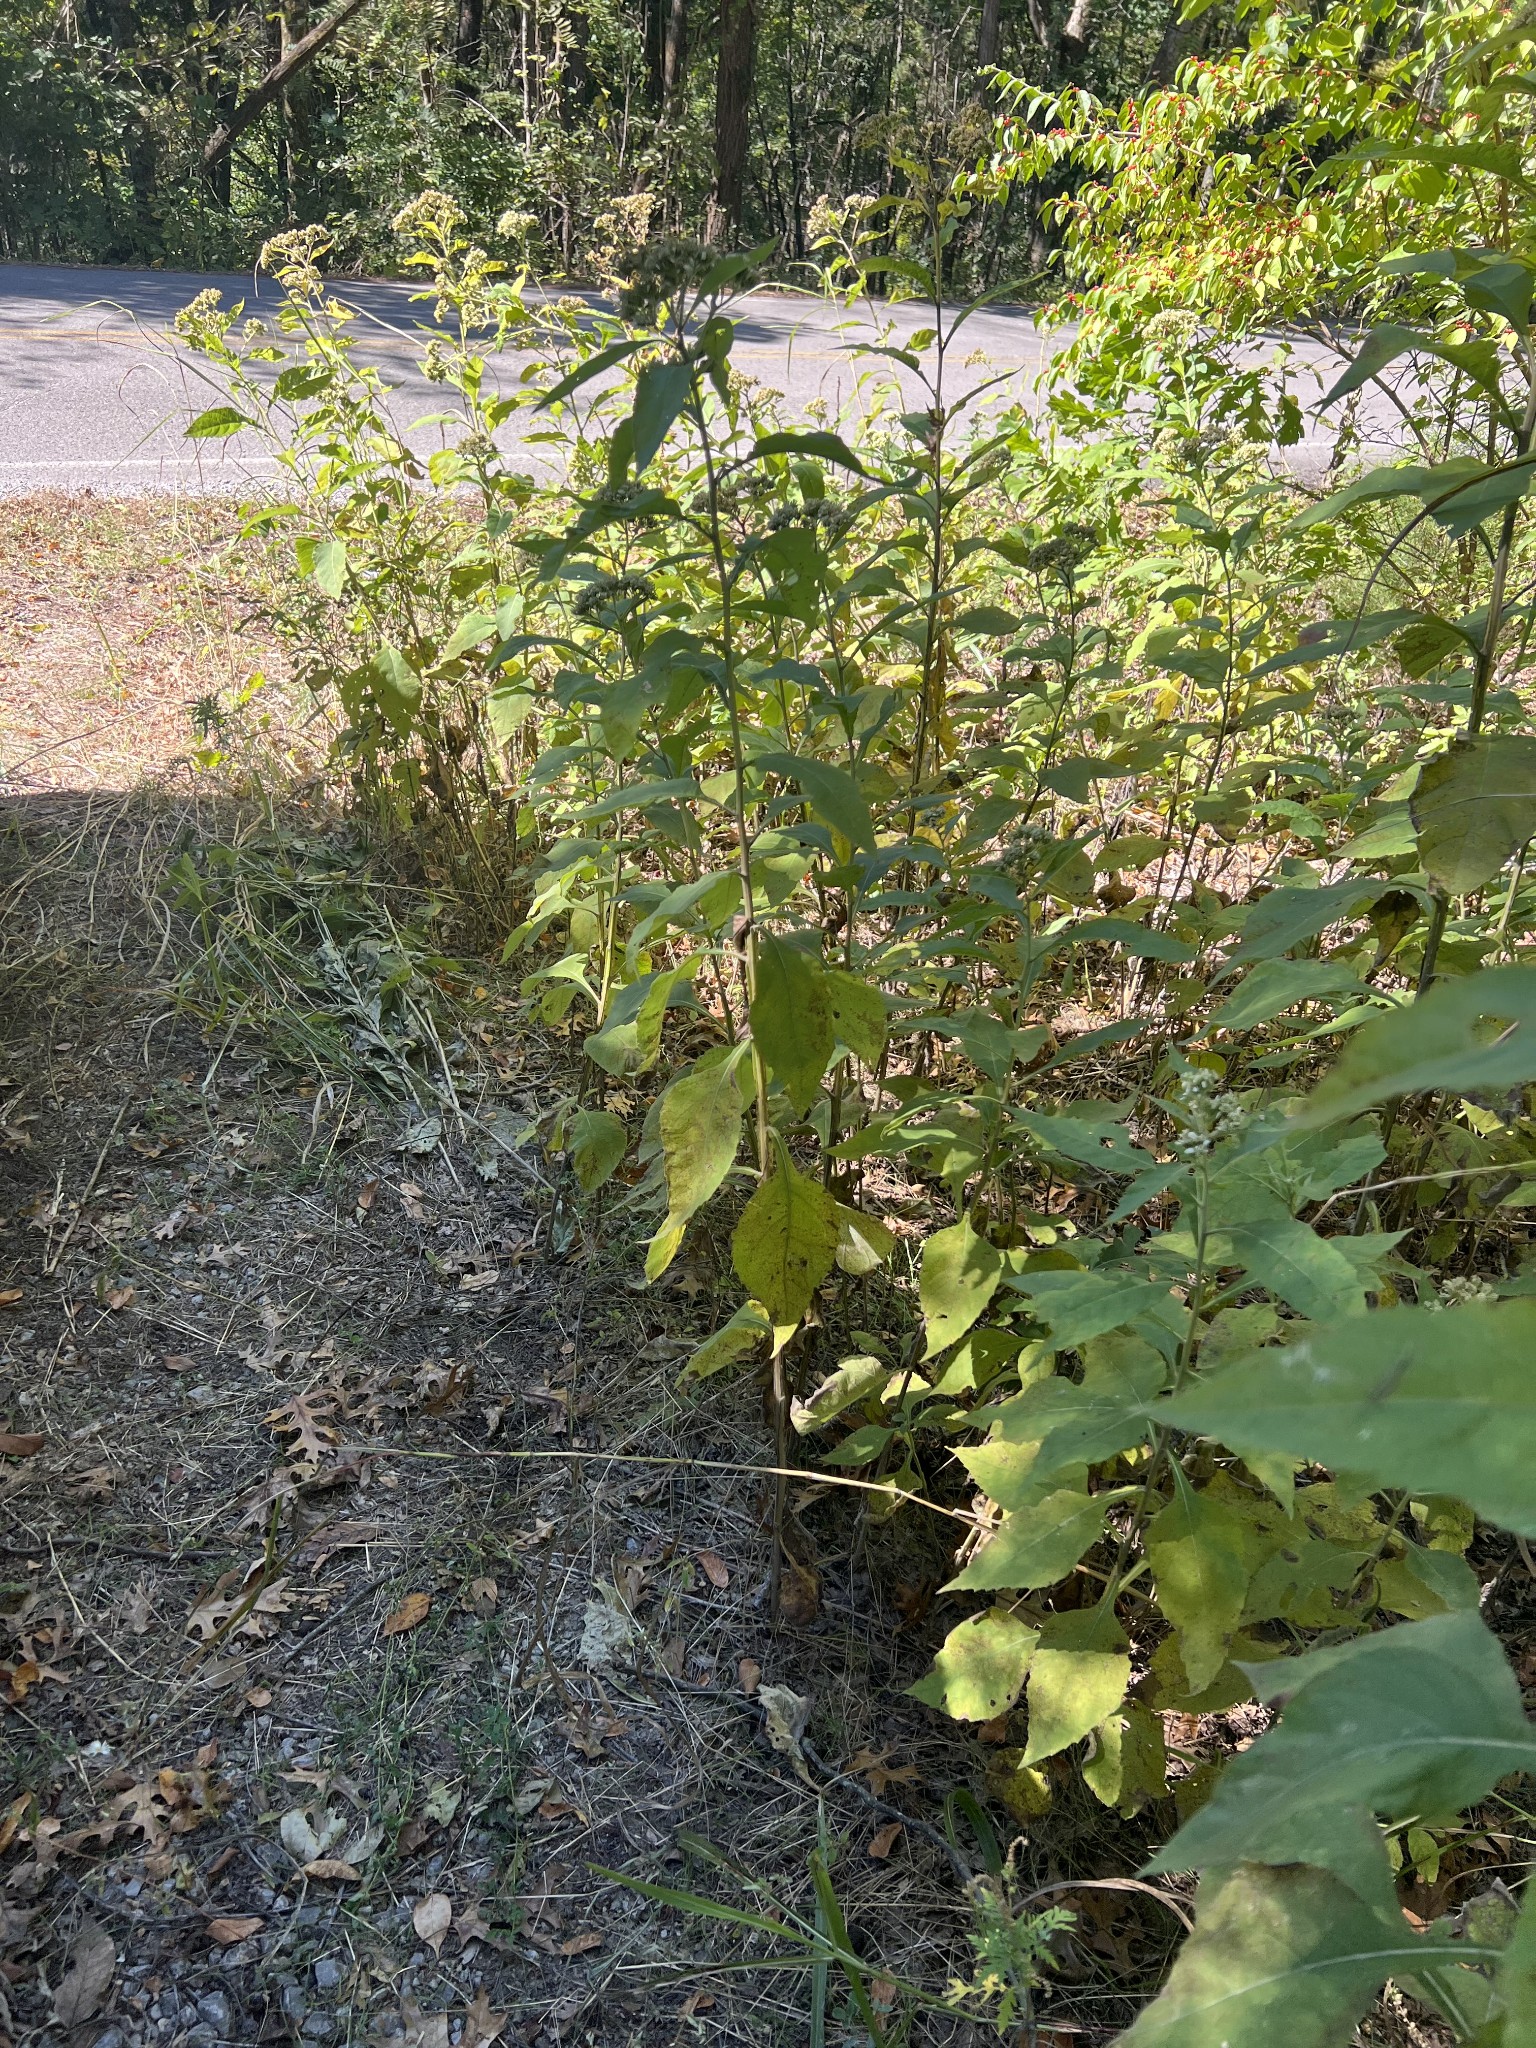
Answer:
[731,1148,840,1331]
[207,1915,264,1944]
[413,1891,453,1954]
[866,1820,903,1859]
[462,1987,508,2046]
[54,1917,115,2029]
[0,1431,43,1456]
[382,1591,432,1636]
[304,1857,361,1882]
[696,1550,730,1589]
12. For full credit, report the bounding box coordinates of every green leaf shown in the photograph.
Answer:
[731,1145,841,1331]
[1375,1539,1481,1621]
[1082,1700,1168,1815]
[832,1203,894,1275]
[584,962,693,1077]
[186,404,252,439]
[439,608,498,660]
[1022,1604,1131,1764]
[755,752,876,850]
[1411,735,1536,895]
[368,643,422,736]
[1165,1299,1536,1534]
[906,1608,1039,1722]
[680,1298,772,1380]
[629,359,693,472]
[791,1355,890,1433]
[750,933,833,1114]
[297,536,348,599]
[946,1489,1131,1594]
[1207,958,1370,1035]
[1147,1488,1251,1694]
[753,429,870,476]
[537,337,647,408]
[1001,1266,1174,1350]
[1297,965,1536,1123]
[1064,917,1197,963]
[920,1217,1004,1360]
[1150,1612,1536,1881]
[986,1332,1163,1478]
[823,969,887,1065]
[646,1050,745,1281]
[1221,881,1379,968]
[1493,1888,1536,2046]
[1247,609,1425,678]
[1119,1863,1438,2048]
[1200,1217,1366,1320]
[563,1107,627,1192]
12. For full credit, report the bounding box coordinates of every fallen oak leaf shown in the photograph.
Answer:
[560,1932,603,1957]
[382,1591,431,1637]
[206,1915,264,1945]
[866,1820,903,1860]
[0,1288,23,1308]
[303,1857,361,1882]
[0,1433,43,1457]
[461,1986,507,2046]
[696,1550,730,1590]
[105,1284,136,1311]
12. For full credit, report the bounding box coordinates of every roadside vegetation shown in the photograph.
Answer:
[6,0,1536,2042]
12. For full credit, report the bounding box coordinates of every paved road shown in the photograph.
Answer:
[0,261,1353,496]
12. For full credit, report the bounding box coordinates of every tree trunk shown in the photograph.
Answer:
[282,0,315,218]
[662,0,686,100]
[977,0,1001,69]
[454,0,484,71]
[1059,0,1093,64]
[1148,0,1183,83]
[705,0,757,242]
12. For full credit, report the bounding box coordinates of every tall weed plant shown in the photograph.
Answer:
[178,5,1536,2032]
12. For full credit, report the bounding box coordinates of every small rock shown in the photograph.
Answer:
[313,1958,344,1992]
[197,1991,232,2029]
[94,2031,127,2048]
[280,1983,308,2020]
[301,2017,335,2041]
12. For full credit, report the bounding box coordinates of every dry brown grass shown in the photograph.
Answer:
[0,494,295,795]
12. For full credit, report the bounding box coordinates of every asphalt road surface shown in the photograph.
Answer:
[0,261,1360,496]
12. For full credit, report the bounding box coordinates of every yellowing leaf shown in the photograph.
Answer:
[647,1051,745,1281]
[947,1488,1131,1594]
[1022,1604,1131,1765]
[906,1608,1039,1722]
[731,1147,840,1331]
[1146,1488,1251,1694]
[920,1216,1004,1360]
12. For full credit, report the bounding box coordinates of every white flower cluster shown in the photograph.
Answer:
[1171,1066,1247,1161]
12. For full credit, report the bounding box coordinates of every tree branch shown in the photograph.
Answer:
[202,0,374,173]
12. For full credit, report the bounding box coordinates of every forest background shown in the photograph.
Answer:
[0,0,1189,278]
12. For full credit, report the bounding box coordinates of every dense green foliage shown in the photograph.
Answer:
[4,0,1191,272]
[162,0,1536,2035]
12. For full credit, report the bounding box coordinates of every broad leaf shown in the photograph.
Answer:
[1082,1701,1167,1815]
[646,1050,745,1280]
[629,359,692,472]
[792,1355,890,1433]
[731,1147,840,1331]
[832,1203,895,1275]
[755,751,876,850]
[1207,957,1369,1035]
[906,1608,1039,1721]
[1412,735,1536,895]
[750,932,833,1114]
[585,963,693,1077]
[1150,1612,1536,1881]
[1166,1299,1536,1534]
[563,1107,628,1192]
[921,1217,1004,1359]
[681,1299,771,1380]
[1022,1604,1131,1764]
[946,1488,1132,1593]
[1297,963,1536,1122]
[823,969,887,1065]
[1146,1488,1251,1693]
[368,643,422,736]
[1120,1863,1459,2048]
